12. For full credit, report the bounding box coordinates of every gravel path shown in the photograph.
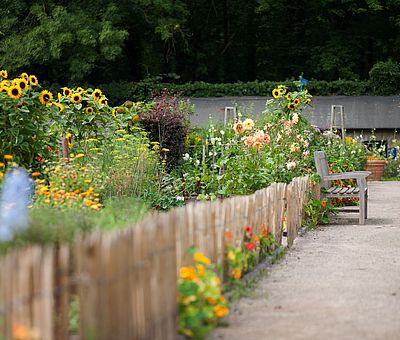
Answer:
[210,181,400,340]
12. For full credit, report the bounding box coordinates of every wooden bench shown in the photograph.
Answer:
[314,151,371,224]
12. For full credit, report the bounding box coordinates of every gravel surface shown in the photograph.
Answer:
[210,181,400,340]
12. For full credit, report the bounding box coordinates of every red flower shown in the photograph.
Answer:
[246,242,256,251]
[47,146,53,152]
[36,155,43,163]
[244,226,251,233]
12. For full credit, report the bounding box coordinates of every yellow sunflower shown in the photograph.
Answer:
[29,75,38,86]
[20,72,28,79]
[111,108,116,118]
[272,89,281,99]
[0,70,7,79]
[39,90,53,106]
[71,93,82,104]
[92,89,102,101]
[99,97,108,106]
[16,78,29,91]
[8,85,22,100]
[287,102,296,110]
[304,98,311,105]
[75,87,84,93]
[63,87,72,97]
[293,98,300,106]
[85,107,94,114]
[55,102,64,112]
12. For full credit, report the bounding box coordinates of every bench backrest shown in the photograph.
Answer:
[314,151,330,188]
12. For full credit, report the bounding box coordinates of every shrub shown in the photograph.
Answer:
[369,60,400,95]
[139,92,190,168]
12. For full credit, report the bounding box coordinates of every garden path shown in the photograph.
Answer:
[210,181,400,340]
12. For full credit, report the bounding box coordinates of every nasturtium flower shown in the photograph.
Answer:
[31,172,41,177]
[214,305,229,318]
[272,88,281,99]
[193,252,211,265]
[4,155,13,160]
[0,70,8,78]
[71,93,82,104]
[85,107,94,114]
[92,89,102,100]
[8,85,22,99]
[39,90,53,106]
[28,75,38,86]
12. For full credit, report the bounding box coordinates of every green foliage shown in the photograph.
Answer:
[303,197,335,229]
[369,60,400,95]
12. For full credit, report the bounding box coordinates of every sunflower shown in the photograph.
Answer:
[278,84,287,94]
[111,108,117,118]
[272,89,281,99]
[8,85,22,100]
[92,89,102,101]
[287,102,296,110]
[39,90,53,106]
[0,70,7,79]
[304,98,311,105]
[62,87,72,97]
[20,72,28,79]
[293,98,300,106]
[75,87,84,93]
[0,84,7,94]
[85,106,94,114]
[29,75,38,86]
[71,93,82,104]
[55,103,64,112]
[16,78,29,91]
[99,97,108,106]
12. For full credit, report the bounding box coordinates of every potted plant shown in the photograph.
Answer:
[365,149,386,181]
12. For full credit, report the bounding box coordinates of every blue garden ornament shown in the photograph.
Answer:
[300,77,309,92]
[0,168,33,241]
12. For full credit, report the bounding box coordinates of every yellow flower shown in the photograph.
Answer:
[0,70,8,78]
[31,172,41,177]
[293,98,300,106]
[8,85,22,99]
[242,118,254,131]
[304,98,311,105]
[182,295,196,305]
[179,266,197,281]
[29,75,38,86]
[196,264,206,276]
[4,155,13,161]
[84,179,92,183]
[39,90,53,106]
[111,108,116,118]
[193,252,211,264]
[99,97,108,106]
[227,250,236,261]
[55,102,64,112]
[85,107,94,114]
[76,153,84,158]
[287,102,295,110]
[0,172,3,178]
[207,297,217,305]
[20,72,28,79]
[62,87,72,97]
[272,88,281,99]
[16,78,29,91]
[92,89,102,101]
[278,84,287,94]
[252,141,263,151]
[214,305,229,318]
[0,162,4,167]
[75,87,84,93]
[71,93,82,104]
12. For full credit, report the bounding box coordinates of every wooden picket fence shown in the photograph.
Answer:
[0,176,313,340]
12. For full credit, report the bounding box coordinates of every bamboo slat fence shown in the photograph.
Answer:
[0,176,312,340]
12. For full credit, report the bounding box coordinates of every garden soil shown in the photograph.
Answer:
[209,181,400,340]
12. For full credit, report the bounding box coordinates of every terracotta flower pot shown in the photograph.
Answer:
[365,159,385,181]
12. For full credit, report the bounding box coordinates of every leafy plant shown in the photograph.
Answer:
[303,196,335,229]
[178,247,229,339]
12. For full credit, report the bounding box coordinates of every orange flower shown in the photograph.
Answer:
[214,305,229,318]
[224,230,233,241]
[207,297,217,305]
[253,235,259,242]
[321,201,327,207]
[193,252,211,265]
[231,268,241,280]
[31,172,41,177]
[4,154,13,160]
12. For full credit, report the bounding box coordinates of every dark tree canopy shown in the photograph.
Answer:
[0,0,399,84]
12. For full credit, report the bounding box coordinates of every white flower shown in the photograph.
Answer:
[220,130,225,135]
[183,153,191,161]
[176,196,185,201]
[292,112,299,124]
[286,161,297,170]
[195,159,200,166]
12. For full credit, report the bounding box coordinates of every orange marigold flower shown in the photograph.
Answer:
[4,154,13,160]
[193,252,211,265]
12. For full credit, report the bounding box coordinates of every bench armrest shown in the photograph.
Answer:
[324,171,371,181]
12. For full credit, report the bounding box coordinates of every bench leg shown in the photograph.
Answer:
[364,190,368,219]
[359,193,366,225]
